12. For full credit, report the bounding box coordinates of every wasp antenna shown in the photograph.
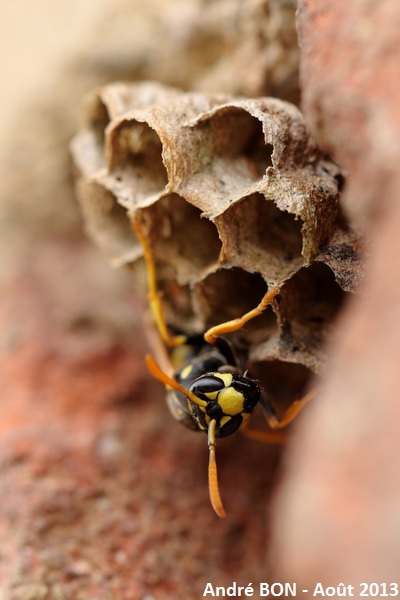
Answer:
[145,354,208,408]
[208,419,227,518]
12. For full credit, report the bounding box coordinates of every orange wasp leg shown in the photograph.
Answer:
[242,387,318,443]
[132,218,187,348]
[204,286,281,345]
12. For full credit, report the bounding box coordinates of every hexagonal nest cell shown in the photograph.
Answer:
[71,81,363,404]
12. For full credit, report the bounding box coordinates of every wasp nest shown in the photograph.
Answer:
[71,81,362,400]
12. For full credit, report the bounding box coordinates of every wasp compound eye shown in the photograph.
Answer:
[232,377,261,412]
[190,374,225,399]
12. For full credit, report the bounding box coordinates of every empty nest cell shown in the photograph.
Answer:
[216,193,304,282]
[193,268,279,342]
[105,119,169,209]
[137,195,221,286]
[107,120,167,179]
[199,107,273,176]
[76,179,139,266]
[249,360,314,418]
[251,262,347,373]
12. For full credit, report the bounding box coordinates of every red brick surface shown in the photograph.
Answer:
[271,0,400,589]
[0,241,283,598]
[297,0,400,230]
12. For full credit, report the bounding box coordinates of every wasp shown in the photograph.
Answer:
[132,217,314,518]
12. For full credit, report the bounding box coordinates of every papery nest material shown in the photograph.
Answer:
[71,81,363,396]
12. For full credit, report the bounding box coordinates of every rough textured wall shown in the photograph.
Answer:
[271,0,400,588]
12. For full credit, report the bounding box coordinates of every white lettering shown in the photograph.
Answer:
[204,582,215,597]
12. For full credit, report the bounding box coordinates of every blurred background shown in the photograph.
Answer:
[1,0,109,140]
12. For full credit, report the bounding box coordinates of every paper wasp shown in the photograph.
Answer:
[132,217,314,518]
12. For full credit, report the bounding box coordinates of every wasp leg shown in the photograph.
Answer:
[241,421,287,443]
[266,388,317,429]
[242,388,317,443]
[132,218,187,348]
[204,286,281,345]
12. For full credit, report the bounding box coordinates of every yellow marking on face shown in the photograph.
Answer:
[214,373,233,387]
[205,390,218,400]
[218,387,245,416]
[220,415,232,428]
[180,364,193,381]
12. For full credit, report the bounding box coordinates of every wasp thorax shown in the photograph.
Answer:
[188,372,261,438]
